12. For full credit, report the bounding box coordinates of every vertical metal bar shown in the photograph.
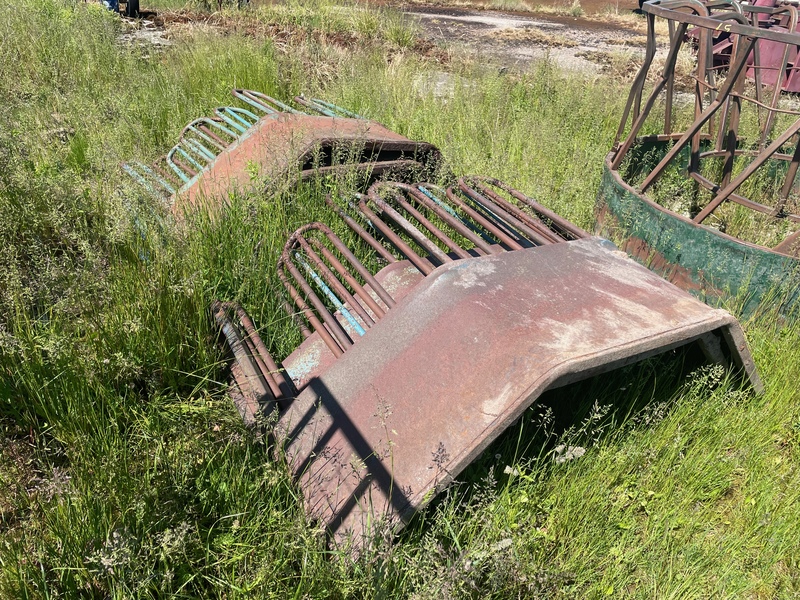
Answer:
[315,224,397,309]
[295,253,367,337]
[665,19,675,135]
[282,256,354,351]
[719,45,747,190]
[692,27,710,174]
[212,302,275,413]
[233,308,294,399]
[761,7,797,147]
[612,21,689,170]
[308,238,389,318]
[324,195,397,264]
[642,36,756,192]
[613,12,657,150]
[296,238,377,328]
[777,137,800,212]
[277,265,344,357]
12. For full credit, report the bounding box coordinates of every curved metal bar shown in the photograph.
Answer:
[280,232,355,352]
[182,117,237,150]
[294,252,366,337]
[233,89,303,114]
[165,148,193,182]
[277,261,345,357]
[232,89,278,114]
[306,237,390,316]
[296,221,397,310]
[366,184,451,268]
[214,106,259,134]
[294,96,338,117]
[310,99,365,119]
[324,195,398,264]
[371,182,473,259]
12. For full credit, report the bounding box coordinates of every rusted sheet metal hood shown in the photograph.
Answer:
[275,237,761,547]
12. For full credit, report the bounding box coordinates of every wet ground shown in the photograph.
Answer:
[403,4,648,73]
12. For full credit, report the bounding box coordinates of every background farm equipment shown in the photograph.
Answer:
[600,0,800,317]
[697,0,800,92]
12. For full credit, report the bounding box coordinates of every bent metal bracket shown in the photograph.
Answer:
[599,0,800,316]
[213,176,763,552]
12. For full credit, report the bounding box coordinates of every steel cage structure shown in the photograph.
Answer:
[599,0,800,315]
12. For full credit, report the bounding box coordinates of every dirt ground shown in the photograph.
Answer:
[403,4,648,73]
[122,0,650,75]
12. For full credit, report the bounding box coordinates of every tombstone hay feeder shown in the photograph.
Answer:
[122,90,442,213]
[213,176,763,552]
[121,89,763,551]
[599,0,800,317]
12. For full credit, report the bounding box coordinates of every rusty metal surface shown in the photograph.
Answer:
[276,178,586,357]
[122,90,442,212]
[174,114,439,213]
[601,0,800,314]
[212,175,763,551]
[274,237,761,548]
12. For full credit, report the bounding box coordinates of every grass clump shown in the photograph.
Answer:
[1,0,799,597]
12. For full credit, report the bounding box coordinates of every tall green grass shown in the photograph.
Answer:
[1,0,798,597]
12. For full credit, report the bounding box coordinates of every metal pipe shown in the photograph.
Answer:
[358,196,435,275]
[277,264,344,357]
[444,187,525,251]
[324,195,397,264]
